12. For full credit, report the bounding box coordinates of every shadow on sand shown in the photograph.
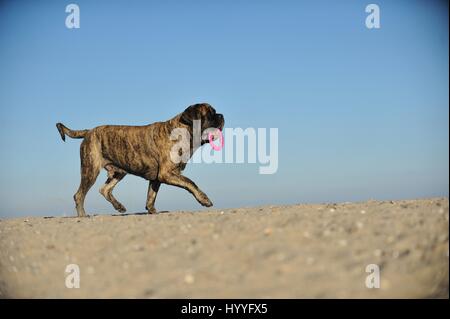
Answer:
[110,211,170,217]
[43,211,171,219]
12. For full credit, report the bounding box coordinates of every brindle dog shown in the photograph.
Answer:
[56,103,224,217]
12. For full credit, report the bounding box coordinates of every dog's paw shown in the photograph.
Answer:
[114,203,127,213]
[147,207,157,214]
[199,193,213,207]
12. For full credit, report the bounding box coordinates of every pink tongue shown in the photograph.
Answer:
[208,129,224,151]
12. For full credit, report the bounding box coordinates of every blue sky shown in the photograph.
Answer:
[0,0,448,217]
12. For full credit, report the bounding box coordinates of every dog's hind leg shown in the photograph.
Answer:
[100,165,127,213]
[74,139,102,217]
[145,180,161,214]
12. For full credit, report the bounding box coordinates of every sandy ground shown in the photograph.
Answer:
[0,198,448,298]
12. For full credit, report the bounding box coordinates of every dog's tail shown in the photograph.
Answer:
[56,123,89,142]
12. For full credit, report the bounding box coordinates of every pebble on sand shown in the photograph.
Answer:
[338,239,348,247]
[133,244,144,251]
[184,274,195,284]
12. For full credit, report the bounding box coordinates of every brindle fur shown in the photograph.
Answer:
[56,103,224,217]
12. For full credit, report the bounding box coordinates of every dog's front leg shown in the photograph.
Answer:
[159,173,213,207]
[145,180,161,214]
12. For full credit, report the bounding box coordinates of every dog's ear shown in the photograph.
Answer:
[180,105,199,126]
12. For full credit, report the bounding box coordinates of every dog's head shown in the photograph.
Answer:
[180,103,225,134]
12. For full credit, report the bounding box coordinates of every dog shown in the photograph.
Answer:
[56,103,225,217]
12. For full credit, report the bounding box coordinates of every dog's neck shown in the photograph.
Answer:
[166,115,206,157]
